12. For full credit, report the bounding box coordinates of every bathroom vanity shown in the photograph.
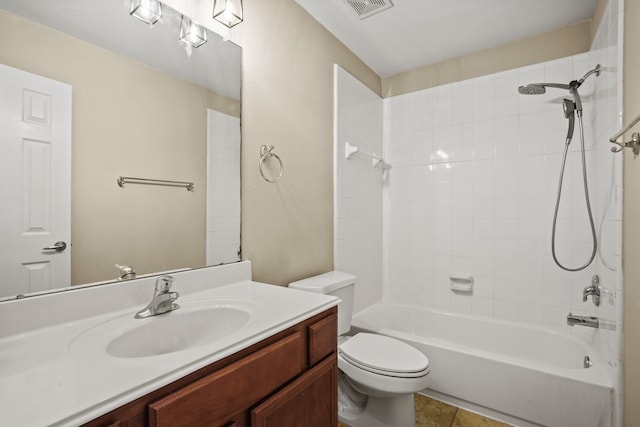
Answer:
[85,307,337,427]
[0,262,338,427]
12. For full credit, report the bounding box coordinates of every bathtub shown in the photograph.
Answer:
[351,302,613,427]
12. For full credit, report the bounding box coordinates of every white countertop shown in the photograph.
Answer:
[0,262,338,427]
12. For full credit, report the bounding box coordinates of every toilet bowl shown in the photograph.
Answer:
[339,333,430,395]
[289,272,430,427]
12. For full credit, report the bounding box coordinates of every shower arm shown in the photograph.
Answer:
[571,64,601,114]
[523,82,584,113]
[529,82,571,90]
[577,64,602,85]
[526,65,601,116]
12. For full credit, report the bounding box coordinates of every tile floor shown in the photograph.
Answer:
[338,394,513,427]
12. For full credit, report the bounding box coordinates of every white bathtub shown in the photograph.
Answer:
[351,302,613,427]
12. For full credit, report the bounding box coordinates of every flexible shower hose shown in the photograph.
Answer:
[551,115,597,271]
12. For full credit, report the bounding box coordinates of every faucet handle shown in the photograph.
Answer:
[583,275,601,306]
[115,264,136,281]
[155,275,175,292]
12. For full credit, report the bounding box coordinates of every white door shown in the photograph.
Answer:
[0,64,72,298]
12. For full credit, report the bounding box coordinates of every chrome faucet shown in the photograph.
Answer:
[583,275,601,306]
[135,275,180,319]
[116,264,136,281]
[567,313,599,328]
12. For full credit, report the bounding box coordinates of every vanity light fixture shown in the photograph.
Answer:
[213,0,243,28]
[179,16,207,48]
[130,0,162,25]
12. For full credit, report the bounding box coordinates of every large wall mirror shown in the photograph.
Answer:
[0,0,241,300]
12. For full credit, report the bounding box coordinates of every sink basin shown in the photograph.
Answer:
[107,307,250,358]
[68,298,260,359]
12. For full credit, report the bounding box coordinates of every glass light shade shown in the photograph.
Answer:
[179,16,207,48]
[130,0,162,25]
[213,0,243,28]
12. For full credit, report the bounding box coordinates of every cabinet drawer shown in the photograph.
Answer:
[148,333,302,427]
[308,313,337,366]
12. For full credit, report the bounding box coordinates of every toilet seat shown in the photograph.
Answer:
[339,333,430,378]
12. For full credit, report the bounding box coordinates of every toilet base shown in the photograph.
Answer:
[338,379,416,427]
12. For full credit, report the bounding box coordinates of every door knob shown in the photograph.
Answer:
[42,241,67,252]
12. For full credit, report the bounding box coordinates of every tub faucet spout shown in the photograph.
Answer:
[567,313,599,328]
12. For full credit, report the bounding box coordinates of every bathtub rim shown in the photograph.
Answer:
[351,301,614,389]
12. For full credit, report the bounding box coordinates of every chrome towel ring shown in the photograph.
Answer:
[259,145,284,183]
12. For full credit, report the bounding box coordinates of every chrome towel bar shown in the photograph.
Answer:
[117,176,195,191]
[610,113,640,155]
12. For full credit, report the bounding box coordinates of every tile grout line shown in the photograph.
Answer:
[449,407,459,427]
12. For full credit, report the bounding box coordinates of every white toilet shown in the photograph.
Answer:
[289,271,430,427]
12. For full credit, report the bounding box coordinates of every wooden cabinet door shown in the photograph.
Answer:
[251,356,337,427]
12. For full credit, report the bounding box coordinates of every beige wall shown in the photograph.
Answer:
[230,0,380,285]
[0,10,239,285]
[591,0,609,42]
[624,0,640,423]
[382,20,592,97]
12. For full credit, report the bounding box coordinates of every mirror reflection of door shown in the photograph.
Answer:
[0,64,71,297]
[206,109,241,266]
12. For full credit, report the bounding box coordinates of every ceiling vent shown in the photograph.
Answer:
[344,0,394,20]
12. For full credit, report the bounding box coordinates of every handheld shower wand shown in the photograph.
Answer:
[517,65,601,272]
[562,98,576,145]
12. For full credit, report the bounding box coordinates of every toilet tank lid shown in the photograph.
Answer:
[289,271,355,293]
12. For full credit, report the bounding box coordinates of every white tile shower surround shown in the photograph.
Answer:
[383,52,621,327]
[382,49,622,422]
[334,0,623,424]
[334,65,384,314]
[206,110,241,265]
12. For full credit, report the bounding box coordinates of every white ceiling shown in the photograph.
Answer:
[295,0,598,77]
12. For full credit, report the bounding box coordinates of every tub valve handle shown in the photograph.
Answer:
[583,275,601,306]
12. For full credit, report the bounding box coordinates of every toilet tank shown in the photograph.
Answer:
[289,271,355,336]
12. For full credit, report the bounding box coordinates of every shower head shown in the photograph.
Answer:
[518,84,546,95]
[517,82,572,95]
